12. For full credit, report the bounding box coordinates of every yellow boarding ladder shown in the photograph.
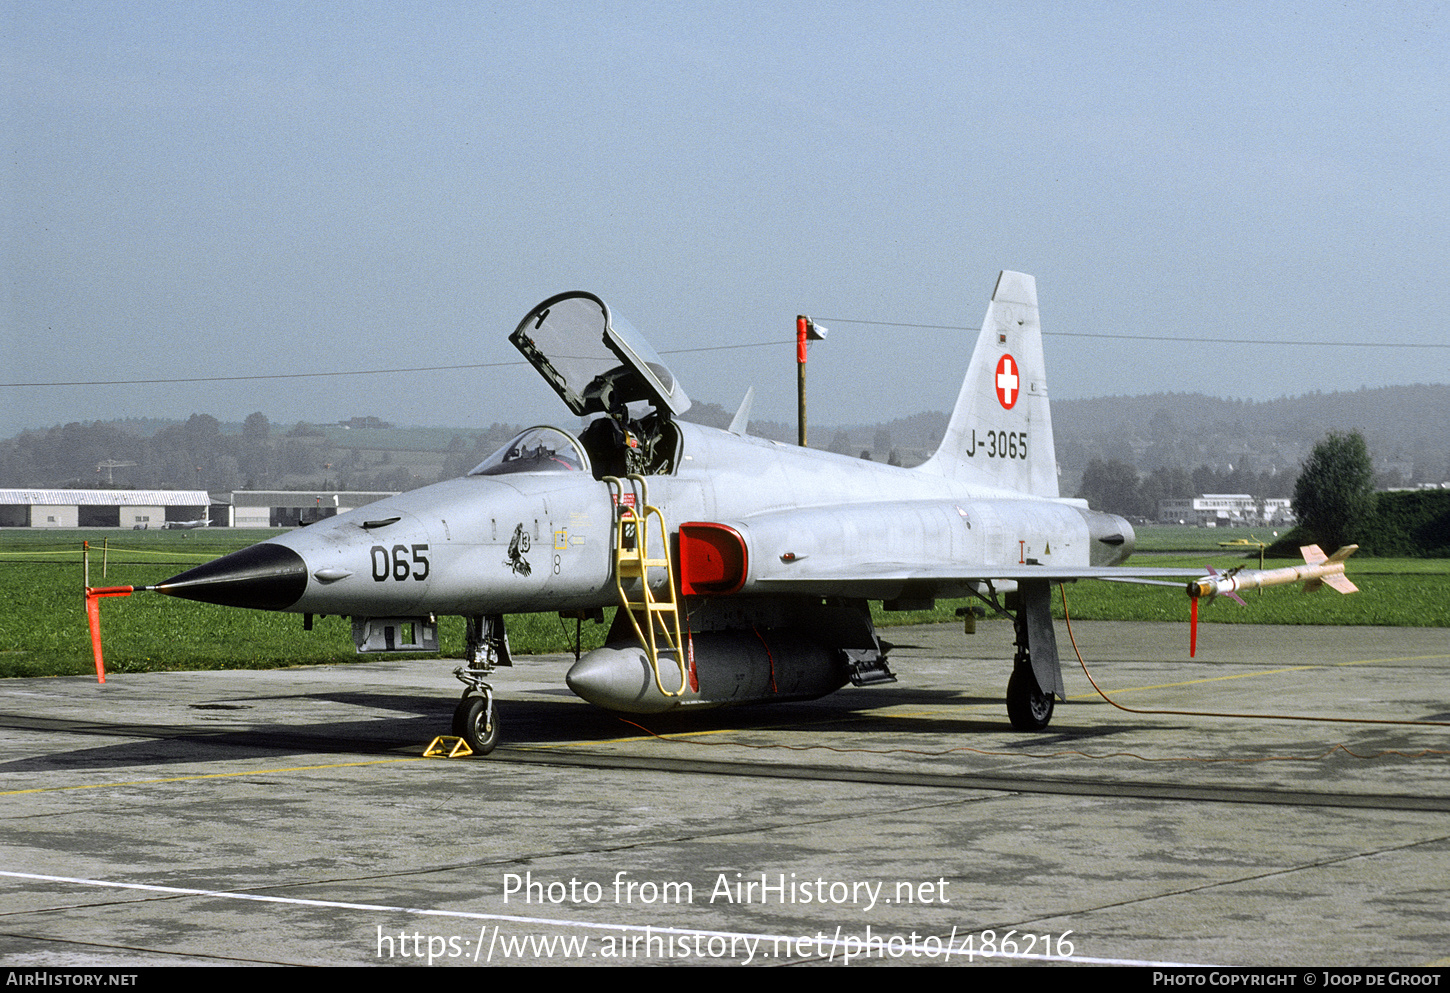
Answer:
[605,474,687,697]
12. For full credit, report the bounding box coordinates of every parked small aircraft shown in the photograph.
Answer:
[144,272,1312,753]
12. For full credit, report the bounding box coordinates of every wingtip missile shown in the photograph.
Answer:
[1187,544,1358,603]
[1186,544,1358,656]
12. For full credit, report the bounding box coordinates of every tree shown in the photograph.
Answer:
[1293,430,1375,551]
[242,412,271,442]
[1076,458,1143,517]
[872,428,893,457]
[1138,465,1194,519]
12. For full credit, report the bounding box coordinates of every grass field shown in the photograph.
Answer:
[2,528,1445,679]
[1131,523,1290,554]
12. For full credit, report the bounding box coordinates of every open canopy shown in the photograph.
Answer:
[509,291,691,418]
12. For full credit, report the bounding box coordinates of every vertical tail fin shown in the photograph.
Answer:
[918,271,1059,497]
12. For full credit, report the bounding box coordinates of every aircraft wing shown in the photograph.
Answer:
[743,561,1204,599]
[678,502,1206,601]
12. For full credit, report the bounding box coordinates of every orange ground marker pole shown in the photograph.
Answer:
[83,586,135,684]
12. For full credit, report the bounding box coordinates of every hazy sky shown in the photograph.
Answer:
[4,1,1447,437]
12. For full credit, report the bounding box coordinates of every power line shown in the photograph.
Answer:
[818,318,978,331]
[0,341,787,389]
[819,317,1447,349]
[1058,332,1445,348]
[3,361,520,389]
[3,320,1443,390]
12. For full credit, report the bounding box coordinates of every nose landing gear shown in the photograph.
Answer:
[450,614,510,756]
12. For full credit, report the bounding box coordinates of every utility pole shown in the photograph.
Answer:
[796,315,827,446]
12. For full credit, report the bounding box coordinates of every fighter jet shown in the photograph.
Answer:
[148,272,1220,753]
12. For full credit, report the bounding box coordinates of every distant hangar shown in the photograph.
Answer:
[0,489,210,528]
[223,490,397,528]
[0,489,396,528]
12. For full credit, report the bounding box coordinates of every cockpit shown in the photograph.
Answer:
[507,291,691,480]
[468,426,587,477]
[577,405,679,478]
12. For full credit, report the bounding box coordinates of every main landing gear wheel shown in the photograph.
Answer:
[453,695,500,755]
[1006,666,1054,731]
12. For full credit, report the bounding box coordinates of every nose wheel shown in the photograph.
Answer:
[452,691,500,755]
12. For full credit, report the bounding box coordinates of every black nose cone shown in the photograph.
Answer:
[157,543,308,610]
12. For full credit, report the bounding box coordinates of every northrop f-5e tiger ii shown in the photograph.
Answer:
[144,272,1266,753]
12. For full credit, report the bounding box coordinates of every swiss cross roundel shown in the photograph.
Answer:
[994,354,1020,409]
